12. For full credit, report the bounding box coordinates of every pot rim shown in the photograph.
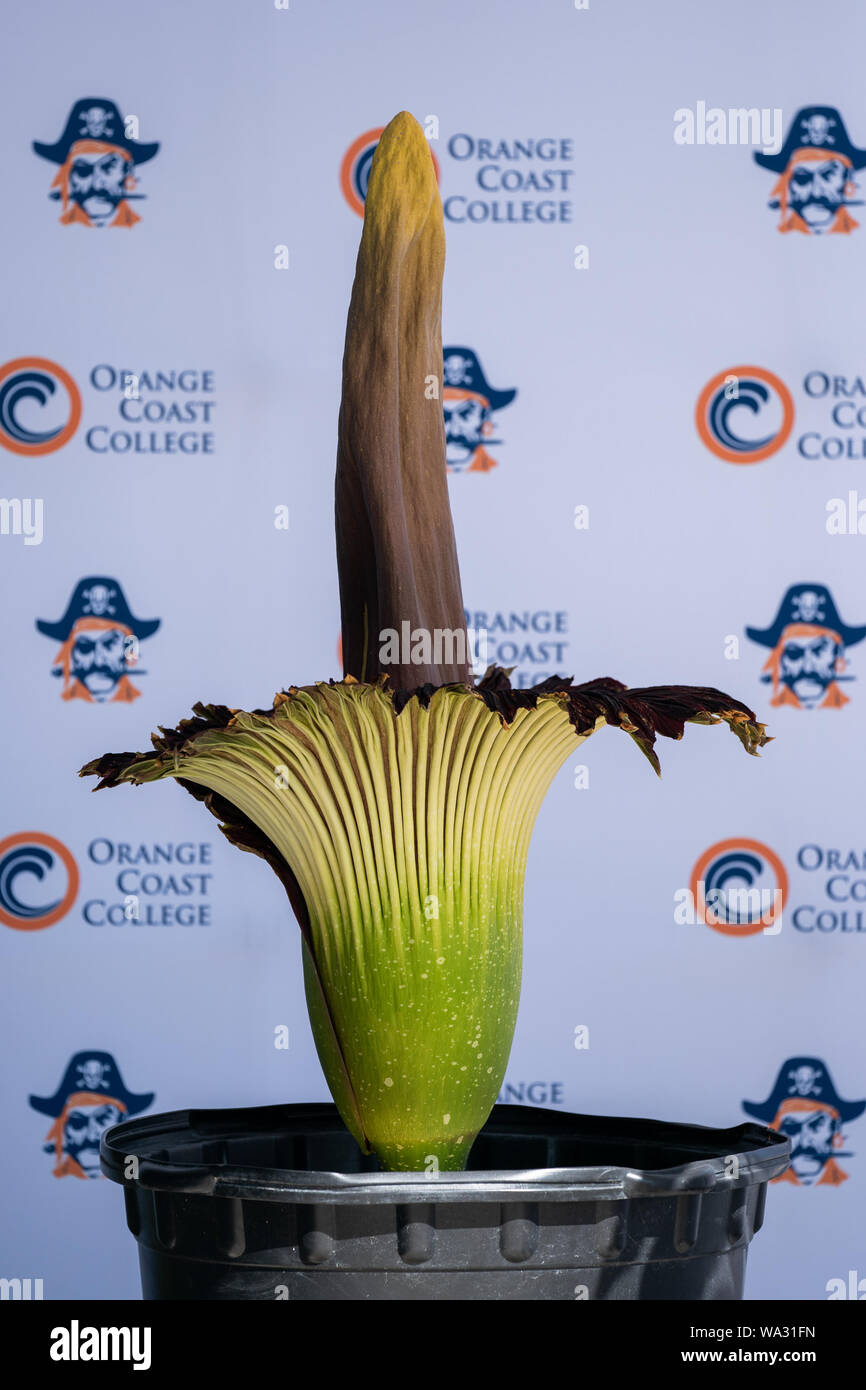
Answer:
[101,1101,790,1204]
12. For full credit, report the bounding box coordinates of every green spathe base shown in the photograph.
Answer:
[301,907,522,1171]
[372,1136,476,1173]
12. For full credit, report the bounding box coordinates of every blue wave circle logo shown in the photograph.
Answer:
[0,358,81,455]
[696,366,794,464]
[690,837,788,935]
[353,145,376,205]
[0,833,79,930]
[704,851,767,924]
[340,128,385,216]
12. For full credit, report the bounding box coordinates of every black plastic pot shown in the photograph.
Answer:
[101,1101,789,1301]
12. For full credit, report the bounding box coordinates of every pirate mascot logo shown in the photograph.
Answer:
[29,1051,154,1180]
[36,577,161,703]
[744,1058,865,1186]
[746,584,866,709]
[754,106,866,235]
[442,348,516,474]
[32,99,160,228]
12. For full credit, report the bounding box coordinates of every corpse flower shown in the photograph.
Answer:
[81,113,768,1173]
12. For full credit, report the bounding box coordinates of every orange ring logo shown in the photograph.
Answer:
[340,127,441,217]
[696,366,794,464]
[0,358,81,455]
[689,837,788,937]
[0,832,79,930]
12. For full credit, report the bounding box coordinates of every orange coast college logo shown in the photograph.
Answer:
[744,1059,865,1186]
[443,348,516,474]
[0,358,81,455]
[0,832,79,930]
[687,837,788,936]
[754,107,866,235]
[0,360,217,457]
[696,366,794,464]
[29,1052,153,1180]
[36,577,161,703]
[32,98,160,228]
[746,584,866,709]
[341,126,440,216]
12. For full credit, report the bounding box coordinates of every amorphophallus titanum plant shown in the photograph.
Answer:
[82,112,768,1173]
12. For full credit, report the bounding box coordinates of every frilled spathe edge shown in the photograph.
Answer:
[81,663,769,792]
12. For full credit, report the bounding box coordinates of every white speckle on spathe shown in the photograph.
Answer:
[384,1077,393,1087]
[420,973,428,979]
[443,1113,450,1125]
[436,957,445,964]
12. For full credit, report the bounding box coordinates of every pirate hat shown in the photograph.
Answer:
[36,577,161,642]
[443,347,516,410]
[33,98,159,166]
[745,584,866,649]
[29,1051,154,1118]
[743,1057,866,1125]
[755,106,866,173]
